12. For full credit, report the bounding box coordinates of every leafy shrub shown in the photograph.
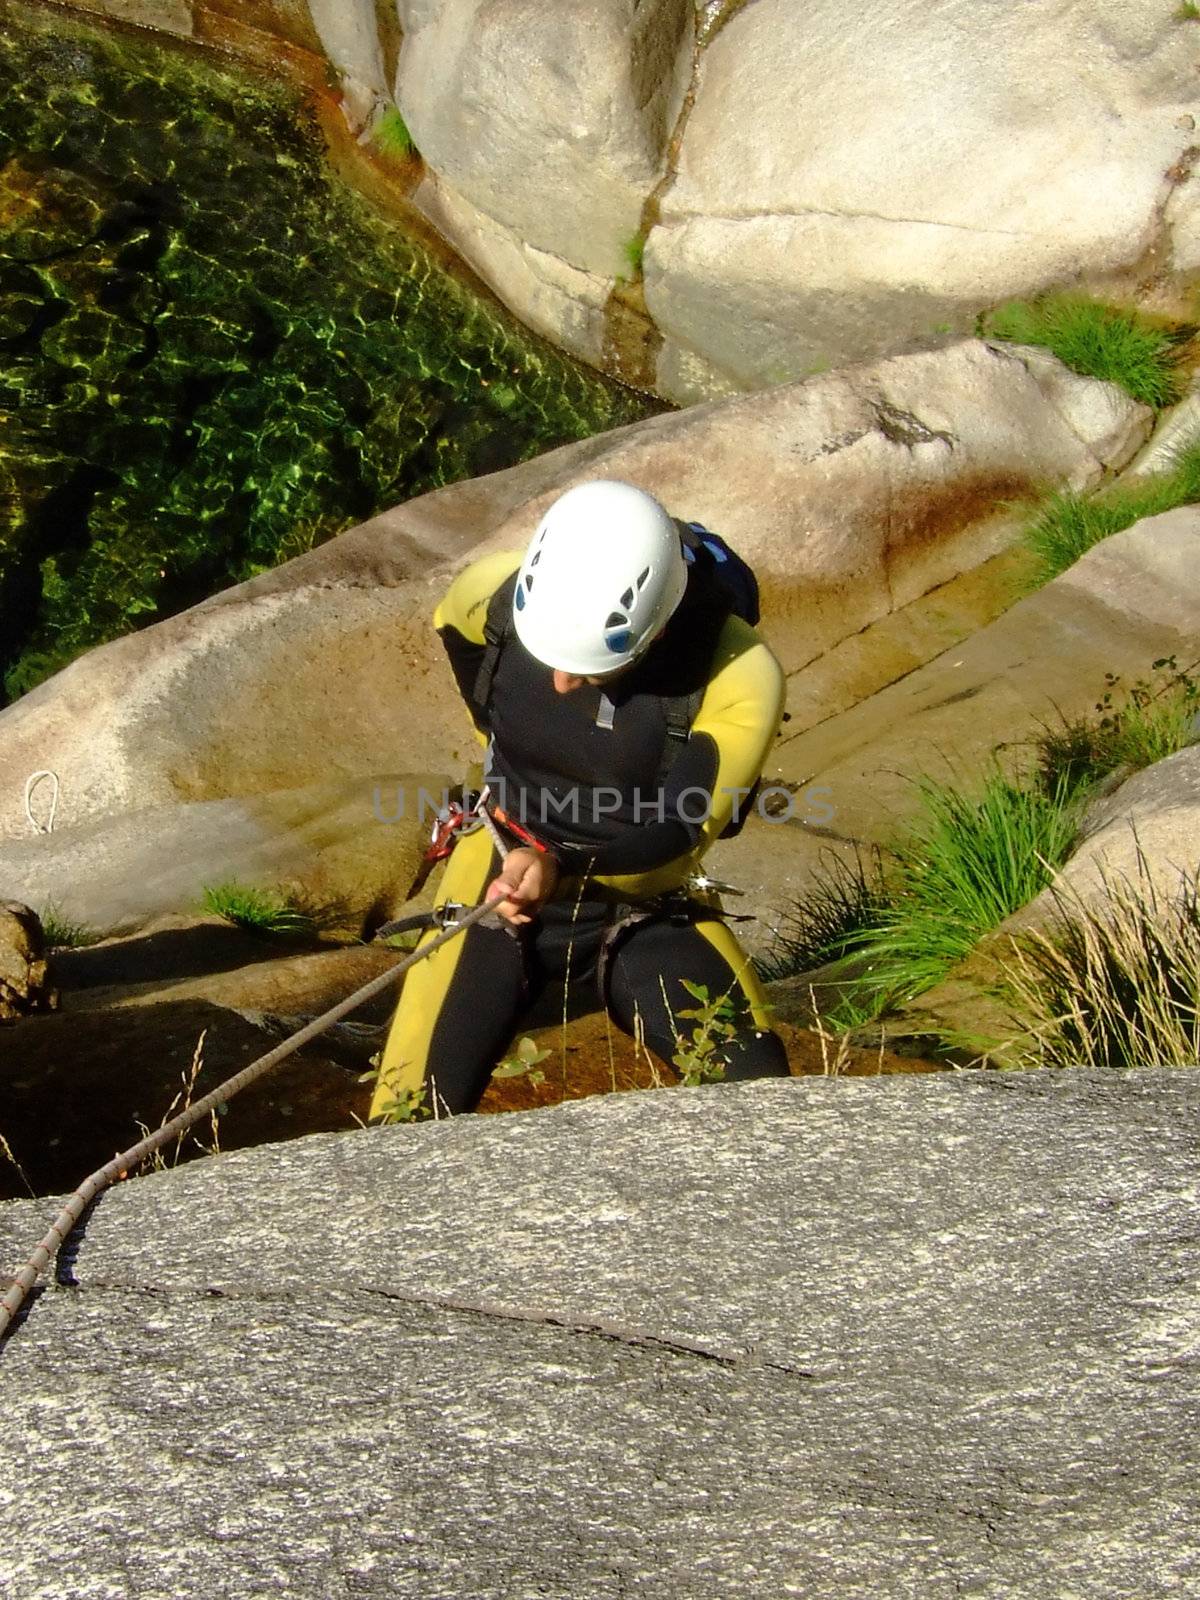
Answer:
[671,980,735,1085]
[987,294,1189,409]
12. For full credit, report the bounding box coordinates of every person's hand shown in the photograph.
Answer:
[485,847,559,926]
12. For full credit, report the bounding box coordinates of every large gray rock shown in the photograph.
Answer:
[397,0,694,279]
[0,773,444,937]
[2,1072,1198,1596]
[306,0,390,130]
[647,0,1197,399]
[1028,740,1200,917]
[0,341,1148,842]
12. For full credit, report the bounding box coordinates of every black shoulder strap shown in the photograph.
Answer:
[655,685,706,792]
[472,572,519,715]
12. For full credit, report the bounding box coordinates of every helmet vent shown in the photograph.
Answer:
[620,587,634,608]
[636,567,650,589]
[605,611,627,629]
[530,550,541,566]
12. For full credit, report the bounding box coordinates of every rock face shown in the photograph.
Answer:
[48,0,1200,403]
[648,0,1198,400]
[0,342,1148,844]
[399,0,693,280]
[770,506,1200,850]
[1029,739,1200,917]
[0,774,444,938]
[395,0,1198,400]
[2,1072,1198,1596]
[0,902,55,1021]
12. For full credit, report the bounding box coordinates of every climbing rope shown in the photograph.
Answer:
[0,894,499,1342]
[23,771,59,835]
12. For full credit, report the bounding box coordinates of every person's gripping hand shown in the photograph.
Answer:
[485,846,560,926]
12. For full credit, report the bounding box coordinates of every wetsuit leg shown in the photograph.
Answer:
[605,916,790,1081]
[371,828,530,1118]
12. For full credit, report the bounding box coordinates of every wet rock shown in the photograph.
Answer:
[65,0,194,37]
[0,156,108,261]
[0,902,55,1022]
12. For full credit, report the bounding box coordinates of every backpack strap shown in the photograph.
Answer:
[472,572,519,718]
[655,685,706,793]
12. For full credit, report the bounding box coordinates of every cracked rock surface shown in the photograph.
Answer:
[2,1071,1199,1597]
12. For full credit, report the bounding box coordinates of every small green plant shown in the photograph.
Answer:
[1001,860,1200,1068]
[492,1035,552,1086]
[671,980,738,1085]
[201,881,318,937]
[1021,436,1200,583]
[38,904,100,949]
[363,1082,430,1124]
[373,106,415,159]
[618,233,645,281]
[844,770,1081,1010]
[755,851,889,982]
[1035,657,1200,796]
[1177,2,1199,20]
[987,294,1189,409]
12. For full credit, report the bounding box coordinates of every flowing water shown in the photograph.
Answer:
[0,0,652,701]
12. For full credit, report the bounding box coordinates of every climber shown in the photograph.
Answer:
[369,477,791,1119]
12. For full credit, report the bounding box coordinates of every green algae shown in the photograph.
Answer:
[0,2,653,701]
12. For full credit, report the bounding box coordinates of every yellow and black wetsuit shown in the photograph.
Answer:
[370,547,791,1118]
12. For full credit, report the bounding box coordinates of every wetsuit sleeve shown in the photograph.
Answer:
[687,616,786,851]
[580,617,786,878]
[433,551,522,738]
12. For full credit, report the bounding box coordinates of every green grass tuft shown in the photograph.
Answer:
[201,881,319,938]
[1177,2,1199,19]
[755,851,889,982]
[372,106,415,159]
[38,905,101,948]
[843,771,1081,1012]
[987,294,1189,409]
[1022,436,1200,583]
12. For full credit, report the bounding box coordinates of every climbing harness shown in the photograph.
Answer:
[0,892,501,1343]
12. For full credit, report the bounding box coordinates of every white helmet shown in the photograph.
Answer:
[512,480,687,675]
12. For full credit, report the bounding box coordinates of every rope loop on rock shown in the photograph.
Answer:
[23,771,60,836]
